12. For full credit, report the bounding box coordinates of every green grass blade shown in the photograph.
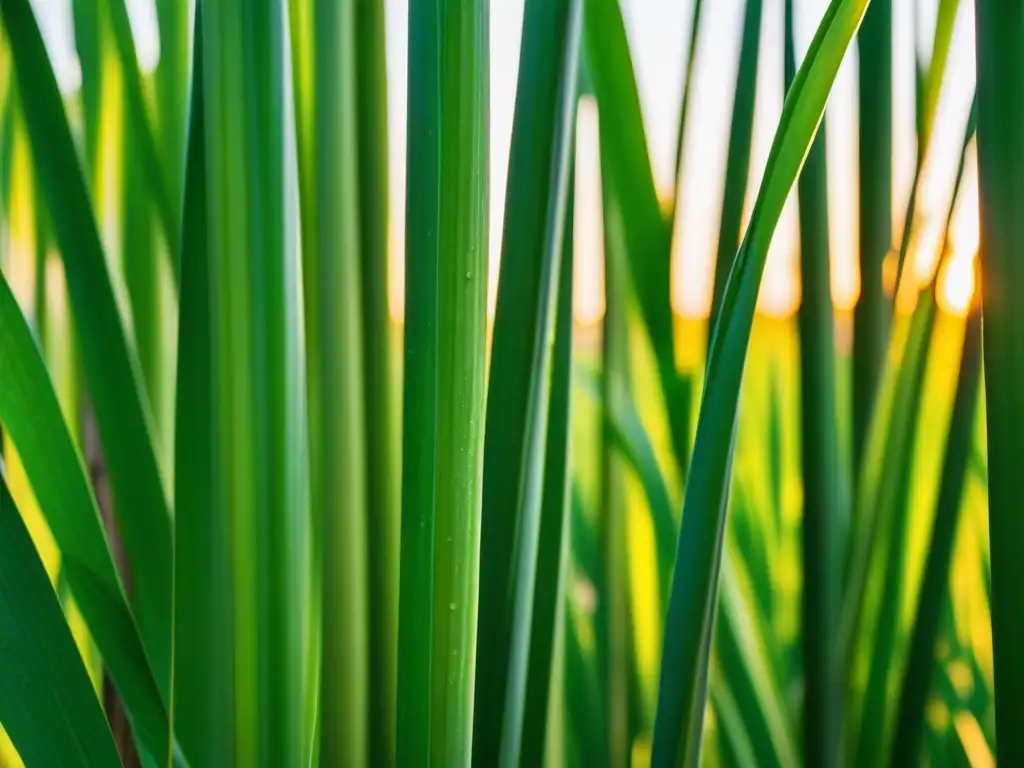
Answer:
[598,135,634,767]
[0,273,172,764]
[430,4,490,761]
[397,2,490,764]
[565,602,606,767]
[650,1,872,763]
[893,0,962,297]
[849,300,934,768]
[785,0,845,761]
[122,98,167,459]
[200,2,309,763]
[919,0,961,163]
[473,0,580,761]
[153,0,190,206]
[716,553,799,768]
[521,187,576,766]
[844,109,974,760]
[852,0,892,474]
[708,0,764,340]
[712,681,759,768]
[974,0,1024,762]
[396,0,442,758]
[839,110,975,690]
[290,0,368,761]
[890,305,982,765]
[173,17,234,767]
[671,0,705,202]
[70,0,103,172]
[355,1,399,761]
[577,365,675,612]
[103,0,180,265]
[584,0,690,475]
[1,0,174,693]
[0,476,120,768]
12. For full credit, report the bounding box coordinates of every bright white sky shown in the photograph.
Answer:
[30,0,979,319]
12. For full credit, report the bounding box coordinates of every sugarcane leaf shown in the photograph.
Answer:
[0,272,172,764]
[397,3,490,765]
[474,0,580,762]
[583,0,692,476]
[102,0,179,266]
[651,0,873,763]
[708,0,764,339]
[0,475,121,768]
[172,15,232,767]
[521,176,576,765]
[890,307,983,765]
[0,0,174,692]
[974,0,1024,762]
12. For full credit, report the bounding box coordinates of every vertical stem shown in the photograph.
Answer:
[890,306,982,765]
[708,0,764,344]
[355,1,398,762]
[785,2,843,764]
[974,1,1024,763]
[295,0,370,762]
[398,2,490,765]
[201,2,307,763]
[174,18,235,766]
[853,0,892,475]
[599,138,632,767]
[396,0,441,759]
[522,168,575,765]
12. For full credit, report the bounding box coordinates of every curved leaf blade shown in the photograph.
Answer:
[0,476,120,768]
[0,273,171,764]
[650,1,872,763]
[0,0,173,691]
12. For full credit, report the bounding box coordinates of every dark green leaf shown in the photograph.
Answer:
[474,0,580,761]
[1,0,174,693]
[0,475,120,768]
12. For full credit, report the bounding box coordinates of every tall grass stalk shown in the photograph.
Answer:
[355,2,400,760]
[473,0,580,762]
[651,1,873,763]
[708,0,764,341]
[291,0,369,761]
[785,2,844,764]
[397,1,490,764]
[890,301,982,765]
[974,0,1024,762]
[199,2,308,763]
[599,141,633,766]
[853,0,892,474]
[173,17,232,765]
